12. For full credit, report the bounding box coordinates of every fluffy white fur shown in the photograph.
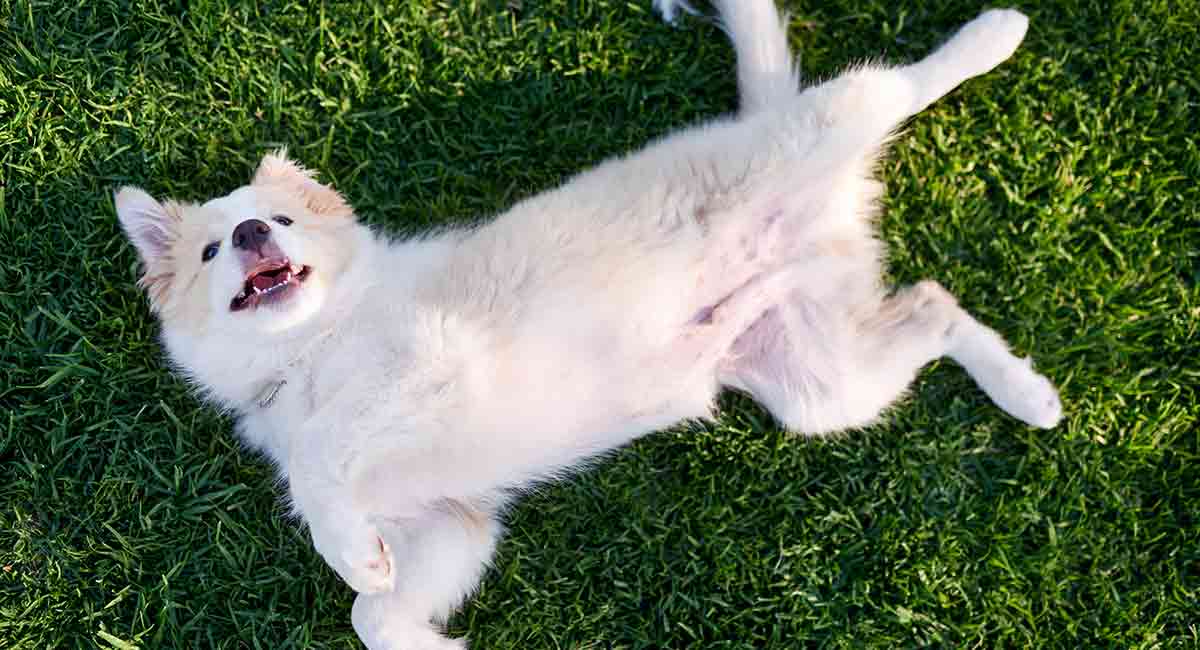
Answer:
[116,2,1061,647]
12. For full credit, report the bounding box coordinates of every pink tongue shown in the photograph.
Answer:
[251,274,278,291]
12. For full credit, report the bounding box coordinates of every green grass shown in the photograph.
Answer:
[1,0,1197,647]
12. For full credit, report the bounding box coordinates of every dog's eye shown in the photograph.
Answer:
[272,215,294,226]
[201,242,220,262]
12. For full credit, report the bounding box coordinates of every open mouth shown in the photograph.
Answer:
[230,258,312,312]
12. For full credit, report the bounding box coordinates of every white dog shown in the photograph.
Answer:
[115,1,1061,647]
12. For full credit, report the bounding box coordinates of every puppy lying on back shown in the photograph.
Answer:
[116,1,1061,647]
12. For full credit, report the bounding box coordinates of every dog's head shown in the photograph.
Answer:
[116,151,362,337]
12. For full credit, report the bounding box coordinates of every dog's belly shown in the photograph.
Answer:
[464,207,877,456]
[338,115,886,495]
[489,303,714,437]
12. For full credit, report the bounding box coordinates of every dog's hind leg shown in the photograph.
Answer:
[658,0,1028,119]
[673,0,1029,129]
[900,9,1030,115]
[719,281,1062,434]
[789,8,1029,147]
[352,501,501,650]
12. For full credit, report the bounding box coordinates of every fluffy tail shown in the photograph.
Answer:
[713,0,800,113]
[654,0,800,113]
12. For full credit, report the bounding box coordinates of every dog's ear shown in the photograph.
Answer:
[115,187,179,268]
[115,187,183,311]
[252,149,353,219]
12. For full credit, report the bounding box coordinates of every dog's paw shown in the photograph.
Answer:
[358,628,466,650]
[652,0,698,25]
[986,356,1063,429]
[353,596,469,650]
[311,518,395,594]
[953,9,1029,72]
[360,629,467,650]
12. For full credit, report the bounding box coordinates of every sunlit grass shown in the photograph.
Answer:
[1,1,1196,647]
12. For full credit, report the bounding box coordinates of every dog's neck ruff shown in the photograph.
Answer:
[252,326,335,410]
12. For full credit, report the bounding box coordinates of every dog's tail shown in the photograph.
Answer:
[713,0,801,114]
[654,0,799,114]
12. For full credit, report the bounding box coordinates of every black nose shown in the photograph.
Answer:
[232,219,271,250]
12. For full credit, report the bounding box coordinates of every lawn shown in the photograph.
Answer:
[1,0,1197,647]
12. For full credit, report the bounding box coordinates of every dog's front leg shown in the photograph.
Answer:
[288,460,397,595]
[351,503,502,650]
